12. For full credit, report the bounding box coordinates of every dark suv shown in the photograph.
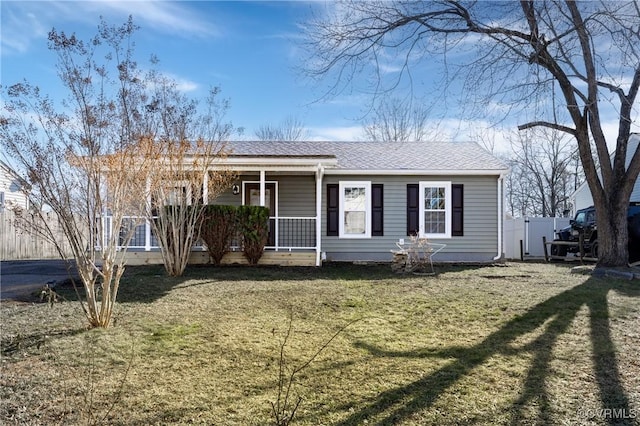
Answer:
[551,202,640,262]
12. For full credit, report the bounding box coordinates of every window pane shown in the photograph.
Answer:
[339,181,370,237]
[344,187,366,211]
[425,211,445,234]
[424,187,446,211]
[344,211,366,234]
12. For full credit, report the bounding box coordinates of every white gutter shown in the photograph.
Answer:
[223,156,337,167]
[323,168,510,176]
[315,163,324,267]
[493,174,505,261]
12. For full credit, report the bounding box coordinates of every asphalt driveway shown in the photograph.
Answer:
[0,259,78,301]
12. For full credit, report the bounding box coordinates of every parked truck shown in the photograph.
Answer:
[549,202,640,262]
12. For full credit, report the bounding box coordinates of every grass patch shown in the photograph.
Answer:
[1,262,639,425]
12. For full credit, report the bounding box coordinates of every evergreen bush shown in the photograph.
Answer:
[237,205,270,265]
[201,205,238,265]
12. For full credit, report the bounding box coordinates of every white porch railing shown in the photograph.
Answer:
[103,215,317,252]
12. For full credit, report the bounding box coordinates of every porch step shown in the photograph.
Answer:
[123,250,317,267]
[221,251,316,266]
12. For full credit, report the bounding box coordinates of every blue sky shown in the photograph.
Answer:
[1,1,634,150]
[1,1,374,141]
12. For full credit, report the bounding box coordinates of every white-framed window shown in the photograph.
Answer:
[339,181,371,238]
[419,181,451,238]
[162,180,193,206]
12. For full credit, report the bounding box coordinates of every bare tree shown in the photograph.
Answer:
[505,159,534,218]
[130,82,238,277]
[362,97,432,142]
[0,16,239,324]
[255,115,308,141]
[132,71,237,277]
[304,1,640,266]
[0,19,153,328]
[510,128,582,217]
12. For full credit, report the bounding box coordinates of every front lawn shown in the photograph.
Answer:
[1,262,638,425]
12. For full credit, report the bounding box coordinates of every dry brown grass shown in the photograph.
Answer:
[1,262,639,425]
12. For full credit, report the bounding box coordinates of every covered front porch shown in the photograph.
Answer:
[110,153,337,267]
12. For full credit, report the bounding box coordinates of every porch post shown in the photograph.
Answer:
[259,170,266,206]
[145,177,151,251]
[202,170,209,204]
[315,164,324,266]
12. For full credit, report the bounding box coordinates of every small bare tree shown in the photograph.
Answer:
[255,115,308,141]
[139,79,237,277]
[509,128,583,217]
[363,97,432,142]
[0,19,154,328]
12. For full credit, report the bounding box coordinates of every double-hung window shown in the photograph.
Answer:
[408,182,463,238]
[327,182,383,238]
[420,181,451,238]
[339,181,371,238]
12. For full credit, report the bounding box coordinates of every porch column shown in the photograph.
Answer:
[202,170,209,204]
[315,164,324,266]
[145,177,151,251]
[259,170,266,206]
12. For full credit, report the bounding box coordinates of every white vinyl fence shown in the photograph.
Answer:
[0,210,74,260]
[504,217,571,259]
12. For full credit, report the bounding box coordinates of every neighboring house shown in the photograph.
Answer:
[117,141,509,266]
[571,133,640,213]
[0,161,29,212]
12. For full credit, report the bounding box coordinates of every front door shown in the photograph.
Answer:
[244,183,276,247]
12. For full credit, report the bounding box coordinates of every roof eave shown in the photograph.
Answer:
[324,168,510,176]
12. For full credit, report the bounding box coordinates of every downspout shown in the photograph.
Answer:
[315,163,324,266]
[493,174,505,261]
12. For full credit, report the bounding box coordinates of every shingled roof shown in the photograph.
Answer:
[225,140,508,173]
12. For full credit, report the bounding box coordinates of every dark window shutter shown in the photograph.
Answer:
[327,184,338,236]
[407,184,419,236]
[452,184,464,236]
[372,184,383,236]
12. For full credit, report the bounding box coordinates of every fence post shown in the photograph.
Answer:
[519,239,524,261]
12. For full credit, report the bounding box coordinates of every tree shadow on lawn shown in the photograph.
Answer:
[57,261,517,306]
[1,327,86,357]
[107,262,488,304]
[339,276,639,425]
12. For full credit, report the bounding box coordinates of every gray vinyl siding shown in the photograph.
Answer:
[277,175,316,217]
[212,174,316,217]
[321,174,500,262]
[211,172,501,262]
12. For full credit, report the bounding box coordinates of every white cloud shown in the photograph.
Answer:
[307,125,365,141]
[140,70,199,93]
[91,1,218,38]
[1,1,218,56]
[167,74,199,93]
[1,6,49,55]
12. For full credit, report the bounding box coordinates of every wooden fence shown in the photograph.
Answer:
[0,210,73,260]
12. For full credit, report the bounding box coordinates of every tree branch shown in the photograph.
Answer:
[517,121,576,135]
